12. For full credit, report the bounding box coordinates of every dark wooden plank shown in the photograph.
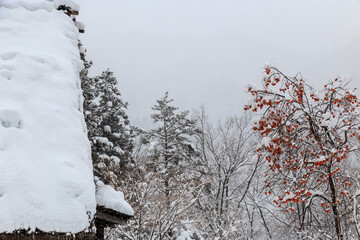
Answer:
[96,211,128,225]
[0,230,95,239]
[95,206,133,226]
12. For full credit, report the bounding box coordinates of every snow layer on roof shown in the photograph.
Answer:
[96,180,134,216]
[1,0,54,11]
[0,0,96,233]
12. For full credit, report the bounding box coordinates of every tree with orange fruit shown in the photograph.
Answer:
[245,66,360,239]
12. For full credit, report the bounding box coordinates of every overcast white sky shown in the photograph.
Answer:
[75,0,360,127]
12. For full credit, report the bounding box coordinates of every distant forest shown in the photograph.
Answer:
[81,48,360,239]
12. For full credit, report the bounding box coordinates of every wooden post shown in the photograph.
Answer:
[95,218,105,240]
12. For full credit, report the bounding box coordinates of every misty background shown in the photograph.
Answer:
[76,0,360,127]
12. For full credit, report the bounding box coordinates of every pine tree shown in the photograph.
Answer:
[147,92,198,205]
[115,93,203,239]
[81,66,134,187]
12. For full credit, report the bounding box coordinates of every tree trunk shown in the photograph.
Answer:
[328,165,342,240]
[164,121,170,208]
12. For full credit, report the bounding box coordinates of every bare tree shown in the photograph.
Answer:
[192,108,260,239]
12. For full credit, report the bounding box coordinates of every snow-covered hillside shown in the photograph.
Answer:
[0,0,96,233]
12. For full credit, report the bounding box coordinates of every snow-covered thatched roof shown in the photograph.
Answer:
[0,0,95,233]
[96,180,134,217]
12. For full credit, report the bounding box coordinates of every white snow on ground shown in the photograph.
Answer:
[0,0,96,233]
[96,180,134,216]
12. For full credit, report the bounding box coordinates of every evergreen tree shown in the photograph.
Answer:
[81,65,134,187]
[147,92,198,204]
[115,93,203,239]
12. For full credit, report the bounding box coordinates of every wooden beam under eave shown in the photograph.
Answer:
[95,211,128,225]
